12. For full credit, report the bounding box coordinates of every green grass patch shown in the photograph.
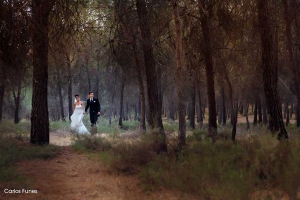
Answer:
[71,134,112,153]
[0,120,30,135]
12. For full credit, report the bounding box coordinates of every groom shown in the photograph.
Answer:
[85,91,101,126]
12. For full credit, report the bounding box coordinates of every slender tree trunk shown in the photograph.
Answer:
[253,101,258,125]
[31,0,54,145]
[263,103,268,125]
[257,0,288,139]
[95,57,100,98]
[189,79,196,129]
[168,99,175,120]
[66,54,73,121]
[0,84,4,122]
[283,0,300,127]
[125,102,129,121]
[285,102,290,126]
[245,103,250,130]
[218,105,222,125]
[224,67,237,140]
[198,0,217,138]
[56,66,65,121]
[173,0,186,148]
[136,0,167,153]
[134,103,138,121]
[85,58,91,92]
[132,35,146,131]
[221,86,226,125]
[13,80,22,124]
[119,78,125,128]
[108,88,115,125]
[284,101,287,119]
[196,79,203,127]
[258,98,262,124]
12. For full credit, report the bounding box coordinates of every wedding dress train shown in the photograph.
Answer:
[70,105,90,134]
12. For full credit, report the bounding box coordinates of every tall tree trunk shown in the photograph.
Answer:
[134,102,138,121]
[168,99,176,120]
[198,0,217,138]
[66,54,73,121]
[285,102,290,126]
[0,84,4,122]
[136,0,167,153]
[125,102,129,121]
[132,35,146,131]
[283,0,300,127]
[189,79,196,129]
[258,97,262,124]
[224,67,237,140]
[196,79,203,127]
[108,89,115,125]
[244,103,250,130]
[257,0,288,139]
[95,56,100,98]
[13,80,22,124]
[253,101,258,125]
[30,0,54,145]
[85,58,92,92]
[173,0,186,149]
[221,86,226,126]
[56,66,65,121]
[263,103,268,125]
[119,78,125,128]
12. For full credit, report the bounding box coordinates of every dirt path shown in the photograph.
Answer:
[0,133,193,200]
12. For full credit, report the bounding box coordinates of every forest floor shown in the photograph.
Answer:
[0,132,194,200]
[0,115,297,200]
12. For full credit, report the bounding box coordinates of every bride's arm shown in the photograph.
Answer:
[81,101,85,114]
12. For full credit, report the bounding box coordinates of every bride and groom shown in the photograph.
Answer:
[70,92,101,134]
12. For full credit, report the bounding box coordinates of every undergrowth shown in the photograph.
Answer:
[72,129,300,199]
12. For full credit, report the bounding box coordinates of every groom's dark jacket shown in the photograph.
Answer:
[85,98,101,114]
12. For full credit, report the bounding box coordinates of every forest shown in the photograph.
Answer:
[1,0,300,199]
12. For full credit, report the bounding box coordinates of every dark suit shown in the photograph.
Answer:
[85,98,101,125]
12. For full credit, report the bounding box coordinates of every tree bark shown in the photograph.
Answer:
[0,84,4,122]
[196,79,203,127]
[136,0,167,153]
[198,0,217,138]
[95,55,100,98]
[173,0,186,149]
[258,97,262,124]
[189,77,196,129]
[224,67,237,140]
[30,0,54,145]
[257,0,288,139]
[253,101,258,125]
[283,0,300,127]
[0,65,5,122]
[132,35,146,131]
[221,86,226,126]
[285,102,290,126]
[85,58,92,92]
[263,103,268,125]
[66,54,73,121]
[244,103,250,130]
[119,77,125,128]
[56,66,65,121]
[13,80,22,124]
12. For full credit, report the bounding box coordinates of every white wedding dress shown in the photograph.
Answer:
[71,105,90,134]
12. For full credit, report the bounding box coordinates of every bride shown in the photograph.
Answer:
[70,94,90,134]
